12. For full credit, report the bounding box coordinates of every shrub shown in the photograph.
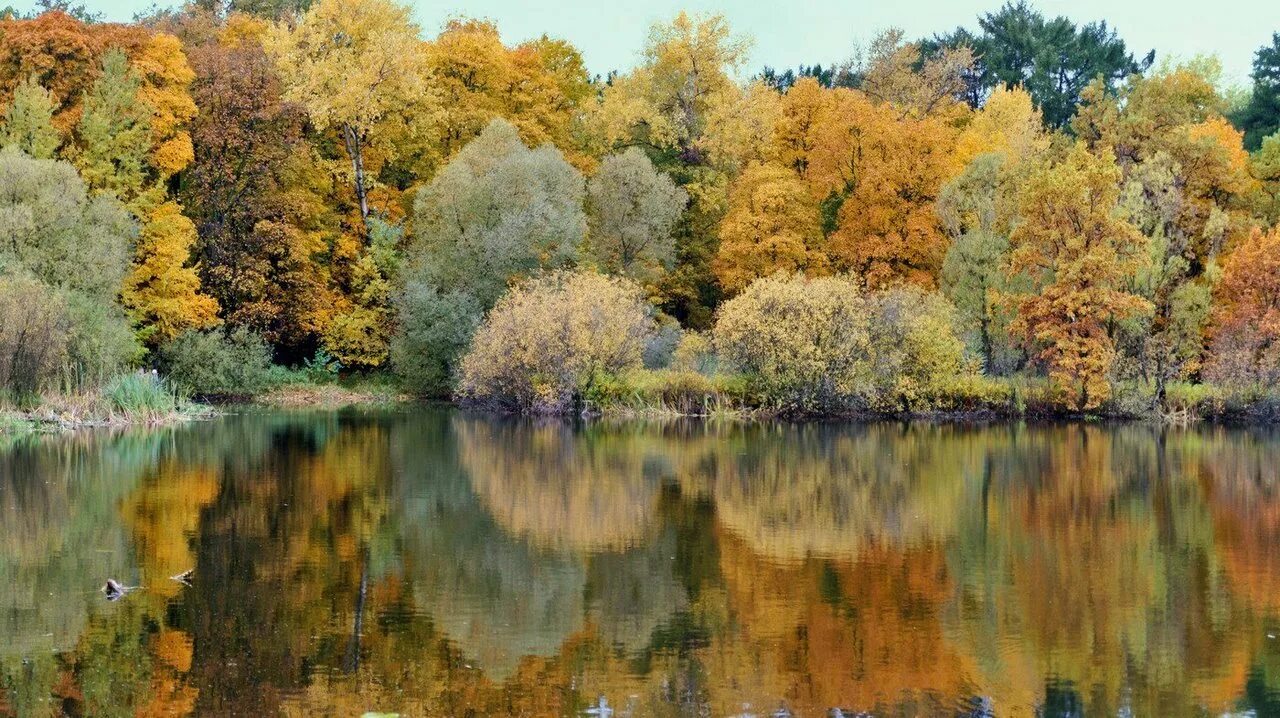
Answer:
[866,287,967,411]
[103,372,178,419]
[642,316,683,369]
[457,271,654,413]
[925,374,1016,414]
[158,327,275,398]
[712,273,874,413]
[0,275,71,397]
[390,281,482,395]
[64,292,142,384]
[671,331,717,374]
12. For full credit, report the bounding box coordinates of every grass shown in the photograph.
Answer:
[253,371,410,408]
[2,371,209,432]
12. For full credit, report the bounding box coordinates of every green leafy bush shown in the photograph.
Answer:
[391,281,482,395]
[158,327,275,398]
[671,331,717,374]
[866,286,967,411]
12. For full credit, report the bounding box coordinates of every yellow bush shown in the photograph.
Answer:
[712,272,874,412]
[457,271,654,413]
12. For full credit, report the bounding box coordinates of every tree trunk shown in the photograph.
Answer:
[343,124,370,236]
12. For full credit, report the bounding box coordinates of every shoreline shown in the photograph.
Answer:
[7,387,1280,436]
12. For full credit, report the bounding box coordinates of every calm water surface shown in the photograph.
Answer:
[2,408,1280,717]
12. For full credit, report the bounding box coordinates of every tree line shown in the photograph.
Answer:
[1,0,1279,415]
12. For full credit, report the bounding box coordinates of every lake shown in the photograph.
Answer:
[2,408,1279,717]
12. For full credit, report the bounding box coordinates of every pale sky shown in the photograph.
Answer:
[15,0,1277,86]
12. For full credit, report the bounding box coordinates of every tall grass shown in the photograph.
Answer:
[101,372,180,421]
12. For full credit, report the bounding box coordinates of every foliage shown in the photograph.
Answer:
[714,162,825,293]
[408,119,585,307]
[0,274,69,396]
[1205,225,1280,388]
[1006,144,1151,410]
[457,271,654,413]
[158,327,275,398]
[937,152,1024,374]
[585,148,686,280]
[0,148,133,299]
[671,331,717,374]
[424,18,592,170]
[928,0,1153,127]
[594,11,752,326]
[182,37,315,351]
[866,286,966,410]
[1237,33,1280,150]
[121,201,220,345]
[0,75,58,158]
[70,48,152,204]
[806,88,960,288]
[712,273,873,413]
[266,0,430,226]
[390,281,481,396]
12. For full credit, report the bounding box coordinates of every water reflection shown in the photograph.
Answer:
[2,411,1280,716]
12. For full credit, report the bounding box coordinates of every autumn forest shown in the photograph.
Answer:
[2,0,1280,419]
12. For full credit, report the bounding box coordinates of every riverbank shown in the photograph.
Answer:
[7,370,1279,436]
[0,373,214,436]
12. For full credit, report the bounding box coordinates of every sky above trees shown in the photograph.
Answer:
[16,0,1271,85]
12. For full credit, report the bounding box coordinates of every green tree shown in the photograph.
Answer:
[0,75,58,158]
[71,48,152,205]
[938,153,1020,374]
[0,148,133,298]
[407,118,584,307]
[928,1,1153,127]
[585,148,687,280]
[1237,33,1280,150]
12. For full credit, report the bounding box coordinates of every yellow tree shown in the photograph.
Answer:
[121,201,220,344]
[714,162,825,293]
[423,19,592,170]
[267,0,430,232]
[1007,144,1151,410]
[807,88,961,288]
[132,33,198,179]
[954,85,1050,167]
[769,77,832,180]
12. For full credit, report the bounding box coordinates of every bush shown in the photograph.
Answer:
[712,273,874,413]
[866,287,966,411]
[103,372,178,419]
[671,331,717,374]
[390,281,482,395]
[642,317,683,369]
[0,275,70,397]
[64,292,142,384]
[158,327,275,398]
[457,271,654,413]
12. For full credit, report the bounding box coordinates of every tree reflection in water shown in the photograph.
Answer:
[2,411,1280,716]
